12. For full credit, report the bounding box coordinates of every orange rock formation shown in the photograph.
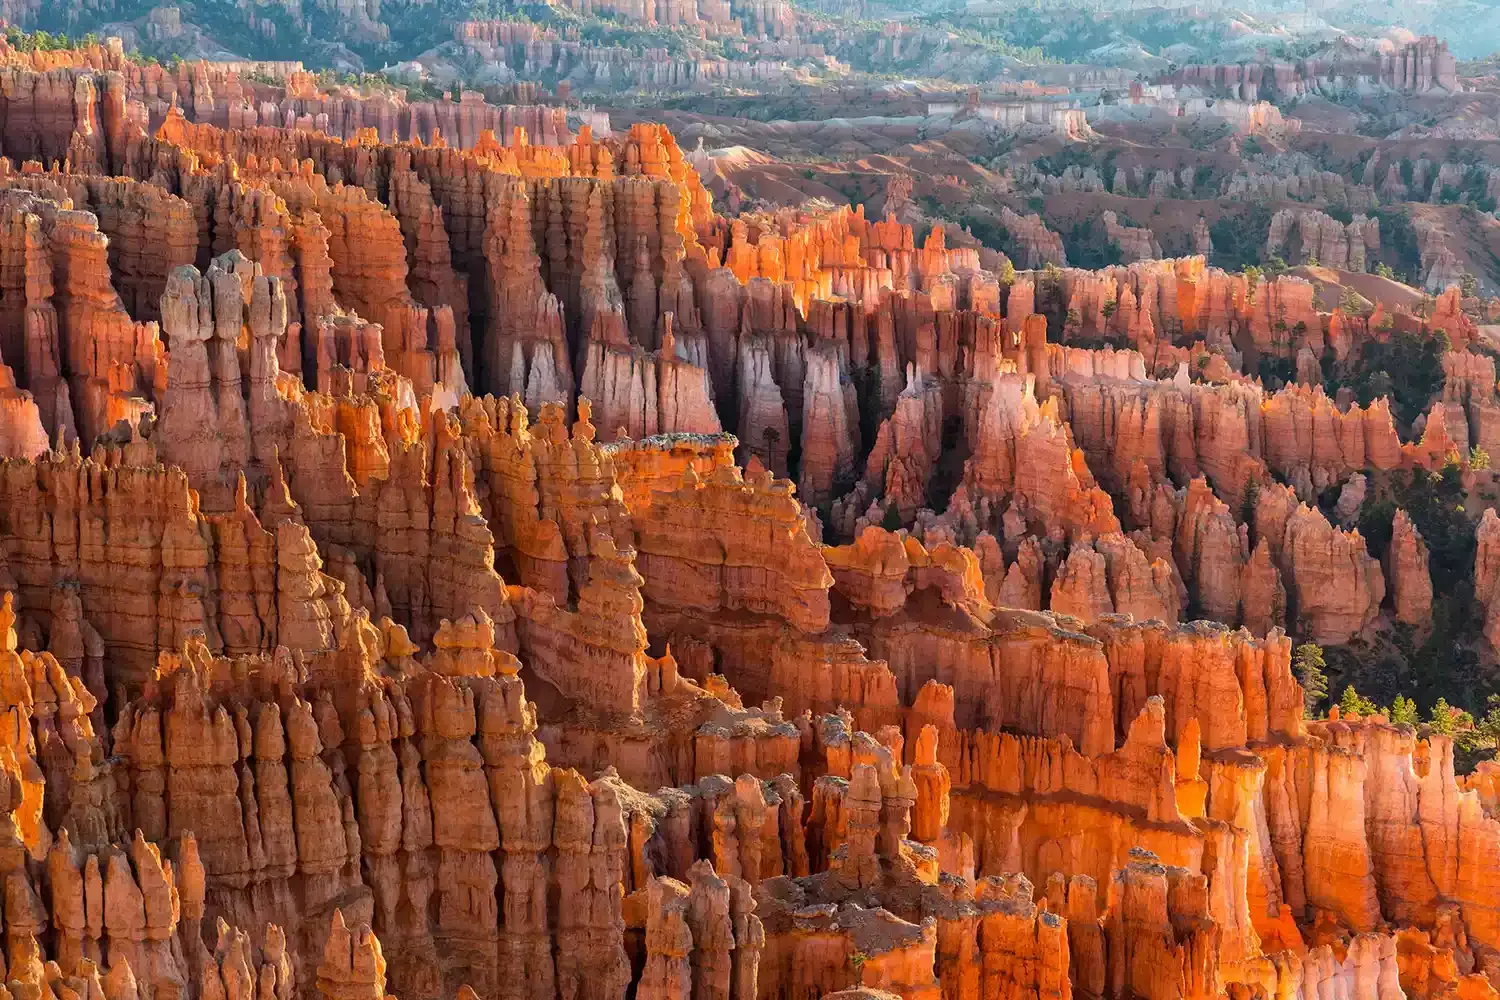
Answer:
[0,53,1488,1000]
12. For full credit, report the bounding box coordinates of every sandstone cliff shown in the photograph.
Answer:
[0,69,1484,1000]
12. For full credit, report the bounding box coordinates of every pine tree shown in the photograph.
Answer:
[1339,685,1378,717]
[999,257,1016,286]
[1430,698,1458,734]
[1293,643,1328,718]
[1389,695,1419,726]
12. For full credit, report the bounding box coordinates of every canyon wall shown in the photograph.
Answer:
[0,52,1485,1000]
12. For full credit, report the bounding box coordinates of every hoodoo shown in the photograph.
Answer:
[0,16,1492,1000]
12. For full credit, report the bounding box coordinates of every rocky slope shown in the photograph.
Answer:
[0,43,1492,1000]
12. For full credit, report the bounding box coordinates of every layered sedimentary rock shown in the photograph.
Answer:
[1278,503,1384,645]
[999,207,1066,268]
[1166,35,1459,97]
[1477,508,1500,652]
[1265,208,1379,271]
[1100,211,1161,263]
[1387,509,1433,626]
[0,63,1490,1000]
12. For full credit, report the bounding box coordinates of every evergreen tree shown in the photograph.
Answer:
[1430,697,1459,734]
[1294,643,1328,718]
[1389,695,1420,726]
[1339,684,1378,717]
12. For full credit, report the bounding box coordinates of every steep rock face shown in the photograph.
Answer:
[1100,211,1161,263]
[1279,505,1384,645]
[1265,208,1379,271]
[1104,853,1222,1000]
[1057,375,1193,496]
[0,65,134,170]
[633,462,832,632]
[943,369,1039,524]
[0,192,63,422]
[1238,540,1286,638]
[1307,718,1500,951]
[312,314,387,394]
[111,648,366,986]
[1050,534,1177,626]
[1261,384,1401,497]
[1406,400,1467,468]
[1094,532,1179,624]
[0,80,1497,1000]
[154,252,263,511]
[798,344,857,509]
[825,528,989,628]
[1175,477,1247,627]
[1386,510,1433,626]
[511,531,653,718]
[578,324,722,440]
[939,697,1267,978]
[1006,407,1122,543]
[45,204,162,446]
[1050,540,1113,624]
[1245,276,1323,360]
[856,364,943,523]
[1087,617,1302,750]
[1193,218,1214,257]
[268,175,429,368]
[0,170,198,323]
[102,611,642,1000]
[0,449,228,685]
[734,336,791,477]
[459,395,574,603]
[1189,381,1267,510]
[1168,35,1457,96]
[1478,507,1500,653]
[602,431,738,514]
[0,417,526,680]
[0,362,48,458]
[998,207,1066,268]
[0,430,1488,1000]
[1443,349,1500,459]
